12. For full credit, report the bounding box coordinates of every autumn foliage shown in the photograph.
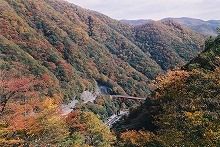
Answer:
[0,98,68,146]
[1,0,218,146]
[118,35,220,146]
[0,70,40,115]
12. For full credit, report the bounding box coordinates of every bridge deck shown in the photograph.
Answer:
[111,95,146,101]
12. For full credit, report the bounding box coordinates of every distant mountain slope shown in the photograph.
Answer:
[0,0,205,99]
[122,17,220,37]
[133,20,205,70]
[162,17,220,37]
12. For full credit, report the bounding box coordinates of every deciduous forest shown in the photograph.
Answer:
[0,0,219,146]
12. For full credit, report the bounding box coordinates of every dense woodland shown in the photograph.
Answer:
[0,0,205,98]
[122,18,220,37]
[0,0,219,146]
[116,34,220,146]
[162,18,220,37]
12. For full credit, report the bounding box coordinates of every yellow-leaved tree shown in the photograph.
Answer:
[0,97,68,146]
[79,111,116,147]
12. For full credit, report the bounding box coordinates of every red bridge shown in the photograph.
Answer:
[111,95,146,101]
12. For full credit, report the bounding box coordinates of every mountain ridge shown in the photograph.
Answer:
[1,0,219,146]
[122,17,220,37]
[0,0,204,99]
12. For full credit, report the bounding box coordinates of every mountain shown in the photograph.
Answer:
[117,34,220,146]
[123,17,220,37]
[0,0,215,146]
[133,20,205,70]
[124,17,220,37]
[0,0,157,99]
[162,17,220,37]
[0,0,205,100]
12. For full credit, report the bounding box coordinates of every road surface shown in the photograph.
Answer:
[105,111,128,127]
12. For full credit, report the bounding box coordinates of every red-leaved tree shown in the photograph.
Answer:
[0,70,39,115]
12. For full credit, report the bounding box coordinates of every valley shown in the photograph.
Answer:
[0,0,219,146]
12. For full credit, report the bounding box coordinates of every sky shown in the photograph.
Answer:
[65,0,220,21]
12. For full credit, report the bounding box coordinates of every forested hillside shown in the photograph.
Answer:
[0,0,211,146]
[162,17,220,37]
[0,0,205,99]
[123,17,220,37]
[117,34,220,146]
[134,20,205,70]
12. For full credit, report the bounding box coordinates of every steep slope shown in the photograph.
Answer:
[117,34,220,146]
[133,20,205,70]
[0,0,205,100]
[0,0,157,98]
[185,36,220,71]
